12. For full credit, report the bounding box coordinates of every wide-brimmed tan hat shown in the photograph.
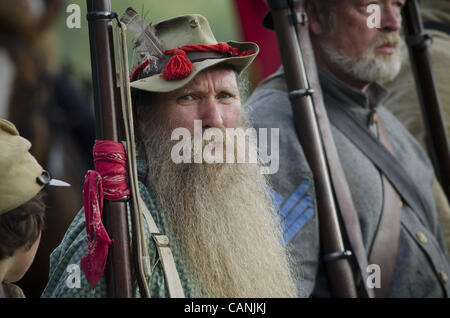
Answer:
[0,119,69,215]
[129,14,259,93]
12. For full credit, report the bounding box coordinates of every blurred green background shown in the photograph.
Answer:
[55,0,242,86]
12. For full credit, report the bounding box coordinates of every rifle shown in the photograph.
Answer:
[86,0,133,298]
[267,0,374,297]
[402,0,450,200]
[85,3,182,298]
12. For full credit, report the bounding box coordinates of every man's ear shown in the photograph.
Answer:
[306,0,323,36]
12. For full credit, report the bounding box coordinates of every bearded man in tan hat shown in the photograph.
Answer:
[0,119,69,298]
[42,13,298,298]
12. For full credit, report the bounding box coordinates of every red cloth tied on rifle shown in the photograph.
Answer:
[130,42,255,82]
[81,140,130,288]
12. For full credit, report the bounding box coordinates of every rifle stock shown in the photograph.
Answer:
[268,0,359,297]
[86,0,133,298]
[402,0,450,200]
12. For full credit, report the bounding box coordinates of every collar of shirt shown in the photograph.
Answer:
[317,65,389,128]
[317,65,389,111]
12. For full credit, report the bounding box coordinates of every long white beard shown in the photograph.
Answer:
[141,118,298,298]
[320,33,405,84]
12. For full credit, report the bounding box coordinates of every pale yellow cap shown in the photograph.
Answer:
[0,119,46,215]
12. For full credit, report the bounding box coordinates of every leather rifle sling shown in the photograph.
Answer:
[138,195,185,298]
[312,92,375,297]
[368,116,402,298]
[313,98,375,298]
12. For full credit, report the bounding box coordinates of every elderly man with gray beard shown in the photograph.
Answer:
[41,14,297,298]
[247,0,450,297]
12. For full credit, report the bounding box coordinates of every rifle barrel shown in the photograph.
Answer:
[269,0,358,297]
[403,0,450,199]
[86,0,133,298]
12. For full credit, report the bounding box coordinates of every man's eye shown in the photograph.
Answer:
[177,95,195,102]
[217,92,233,99]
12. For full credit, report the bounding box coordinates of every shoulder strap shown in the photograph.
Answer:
[327,104,429,226]
[424,21,450,36]
[368,118,402,297]
[137,194,185,298]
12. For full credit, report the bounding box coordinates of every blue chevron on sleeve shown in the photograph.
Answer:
[270,178,315,245]
[269,188,284,211]
[278,178,311,219]
[283,197,314,244]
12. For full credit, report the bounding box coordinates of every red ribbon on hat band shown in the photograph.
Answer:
[161,48,195,80]
[130,42,255,82]
[81,140,130,289]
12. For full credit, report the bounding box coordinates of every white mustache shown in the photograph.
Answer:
[372,33,402,49]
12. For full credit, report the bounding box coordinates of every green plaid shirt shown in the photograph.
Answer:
[41,158,197,298]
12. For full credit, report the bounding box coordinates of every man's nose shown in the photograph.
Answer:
[380,3,402,32]
[199,97,224,129]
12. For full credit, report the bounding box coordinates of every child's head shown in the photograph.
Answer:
[0,191,46,282]
[0,118,68,283]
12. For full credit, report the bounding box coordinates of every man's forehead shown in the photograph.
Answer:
[173,68,238,94]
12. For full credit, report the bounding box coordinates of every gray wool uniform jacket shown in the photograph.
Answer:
[245,66,450,298]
